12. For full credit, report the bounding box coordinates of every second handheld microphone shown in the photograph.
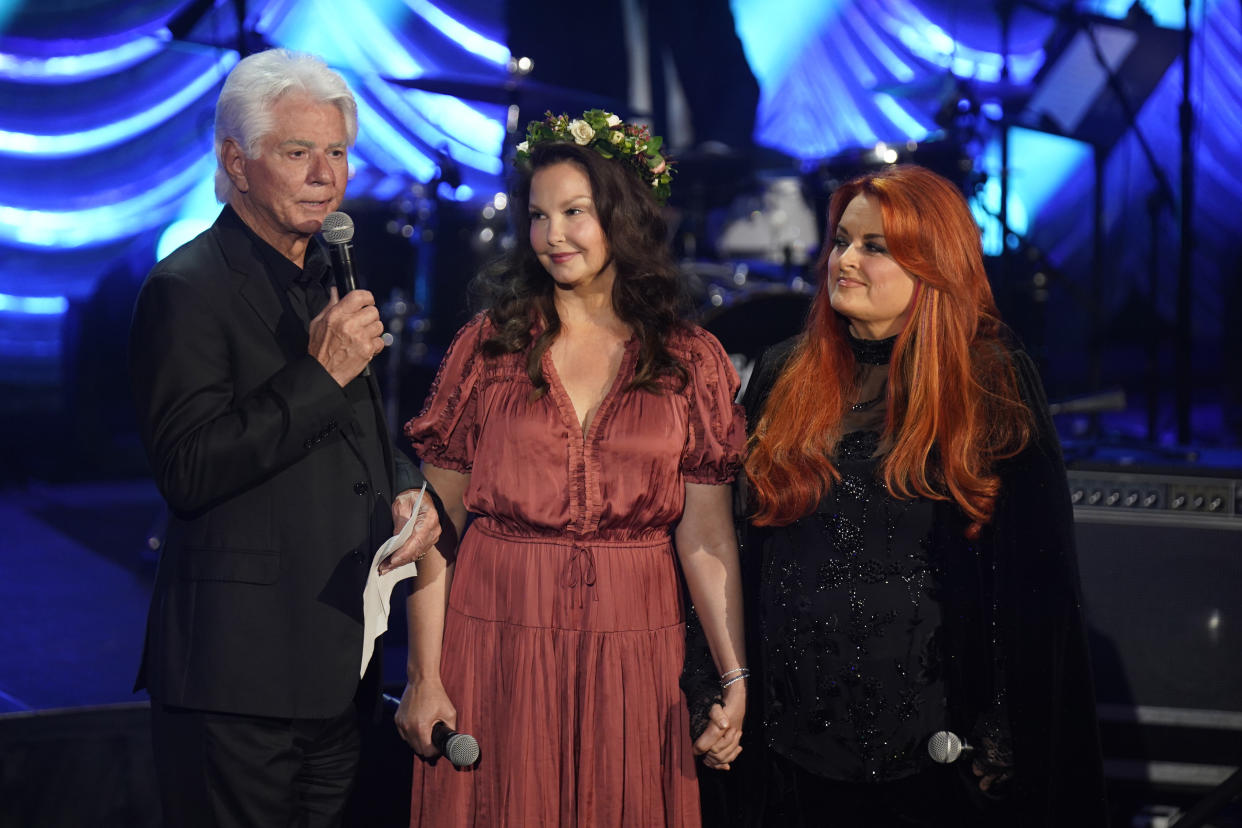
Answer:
[432,720,480,767]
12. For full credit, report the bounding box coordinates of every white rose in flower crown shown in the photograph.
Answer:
[568,120,595,145]
[609,130,625,146]
[605,113,622,127]
[517,140,529,153]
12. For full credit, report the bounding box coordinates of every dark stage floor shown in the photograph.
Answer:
[0,479,156,715]
[0,478,417,828]
[0,478,418,715]
[2,449,1240,826]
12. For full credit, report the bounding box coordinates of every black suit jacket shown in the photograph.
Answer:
[129,207,421,719]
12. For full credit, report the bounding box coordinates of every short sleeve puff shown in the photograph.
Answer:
[677,326,746,485]
[403,314,487,472]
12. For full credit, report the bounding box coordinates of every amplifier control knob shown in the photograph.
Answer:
[1071,489,1084,504]
[1123,491,1139,507]
[1192,495,1206,510]
[1208,496,1224,512]
[1088,490,1103,506]
[1105,491,1121,506]
[1172,494,1187,509]
[1142,492,1159,508]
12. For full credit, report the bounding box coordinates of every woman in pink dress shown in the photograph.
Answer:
[395,111,749,827]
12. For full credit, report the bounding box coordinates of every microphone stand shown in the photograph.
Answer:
[1028,2,1185,443]
[1174,0,1194,444]
[1077,8,1179,442]
[381,171,446,443]
[1144,189,1167,443]
[997,0,1014,291]
[1171,765,1242,828]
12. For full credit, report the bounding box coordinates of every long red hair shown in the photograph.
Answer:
[746,165,1032,536]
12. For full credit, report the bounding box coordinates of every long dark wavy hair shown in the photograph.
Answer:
[471,141,690,396]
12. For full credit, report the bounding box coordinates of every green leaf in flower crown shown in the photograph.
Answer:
[514,108,675,206]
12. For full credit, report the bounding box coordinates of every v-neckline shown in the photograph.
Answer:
[543,336,637,438]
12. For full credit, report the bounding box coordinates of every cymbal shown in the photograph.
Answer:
[382,73,637,118]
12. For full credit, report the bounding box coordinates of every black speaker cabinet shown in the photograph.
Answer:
[1071,468,1242,793]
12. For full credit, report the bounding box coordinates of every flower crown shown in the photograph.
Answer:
[515,109,674,206]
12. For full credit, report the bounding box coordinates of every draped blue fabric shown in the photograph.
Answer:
[0,0,1238,430]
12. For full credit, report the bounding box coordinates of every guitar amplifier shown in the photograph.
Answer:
[1069,467,1241,515]
[1069,467,1242,791]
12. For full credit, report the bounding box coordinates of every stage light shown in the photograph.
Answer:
[0,53,234,157]
[269,0,422,77]
[0,293,68,314]
[435,182,473,201]
[1082,0,1188,27]
[879,0,1043,84]
[354,98,437,181]
[871,141,899,164]
[873,93,931,142]
[404,0,509,66]
[848,6,915,81]
[0,153,215,249]
[0,36,164,82]
[156,217,211,263]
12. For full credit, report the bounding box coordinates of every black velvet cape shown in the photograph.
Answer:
[687,334,1109,827]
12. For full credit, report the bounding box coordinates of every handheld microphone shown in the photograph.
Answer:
[927,730,974,764]
[320,211,369,376]
[432,720,480,767]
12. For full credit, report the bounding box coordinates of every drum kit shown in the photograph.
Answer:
[679,172,821,394]
[374,65,984,399]
[376,66,831,396]
[689,262,816,395]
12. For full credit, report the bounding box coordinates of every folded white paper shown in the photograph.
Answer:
[361,482,427,677]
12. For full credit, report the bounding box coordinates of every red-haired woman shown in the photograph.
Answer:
[735,165,1106,826]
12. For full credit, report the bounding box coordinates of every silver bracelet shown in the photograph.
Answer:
[721,673,749,689]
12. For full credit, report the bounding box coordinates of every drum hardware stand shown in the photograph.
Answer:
[997,1,1184,444]
[1174,0,1194,445]
[971,194,1083,369]
[1141,187,1174,444]
[379,147,458,441]
[1072,2,1182,441]
[1168,765,1242,828]
[380,287,427,443]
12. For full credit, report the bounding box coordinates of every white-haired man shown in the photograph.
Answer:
[129,48,439,826]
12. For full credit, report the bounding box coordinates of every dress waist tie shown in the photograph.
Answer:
[561,544,597,608]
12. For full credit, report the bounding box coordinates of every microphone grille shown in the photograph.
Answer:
[445,732,480,766]
[321,211,354,244]
[927,730,963,763]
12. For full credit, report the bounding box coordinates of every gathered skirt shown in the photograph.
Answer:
[409,518,701,828]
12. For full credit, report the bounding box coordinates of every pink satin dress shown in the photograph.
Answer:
[404,314,744,827]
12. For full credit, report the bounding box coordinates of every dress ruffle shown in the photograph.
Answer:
[405,317,745,827]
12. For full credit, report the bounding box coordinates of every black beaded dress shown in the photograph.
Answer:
[756,331,949,784]
[697,328,1110,828]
